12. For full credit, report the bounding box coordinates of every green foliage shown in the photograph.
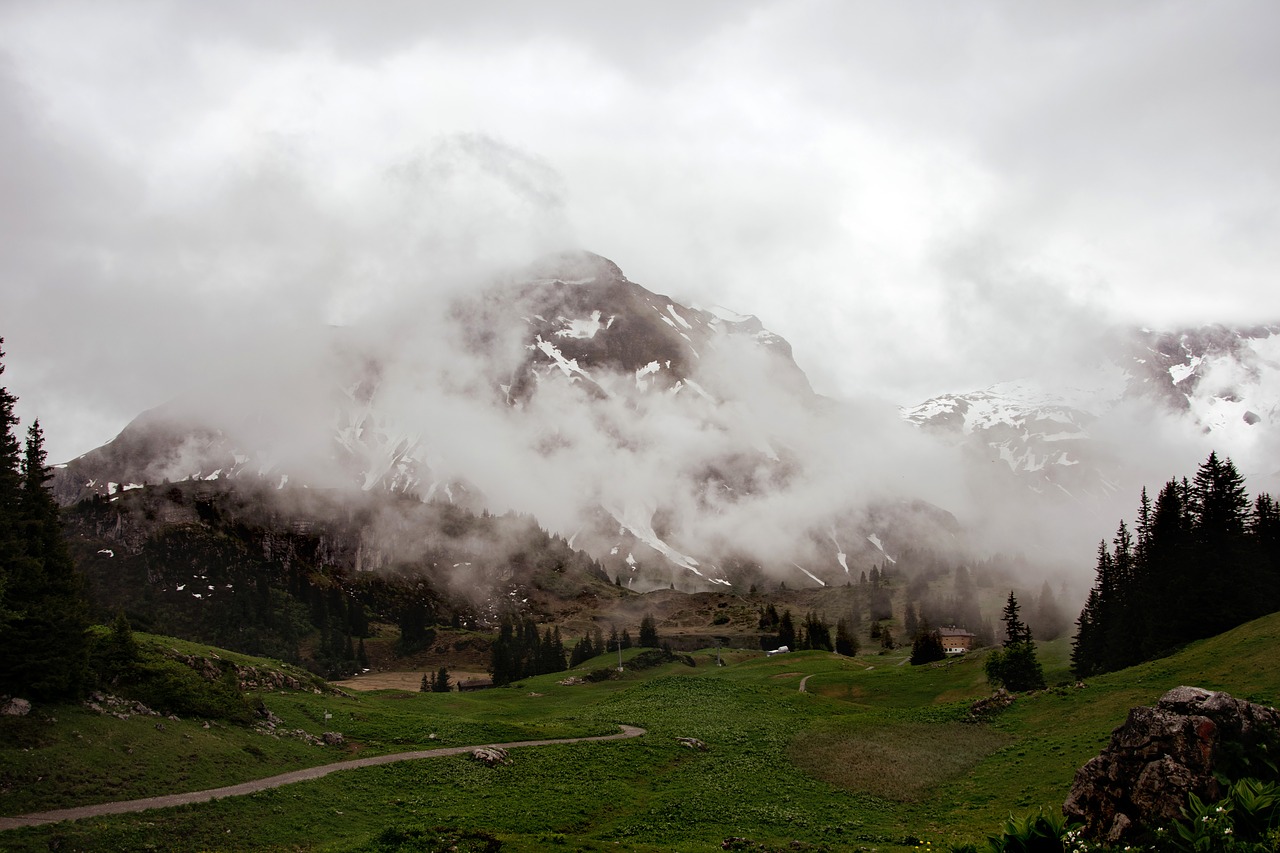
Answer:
[911,629,946,666]
[1166,779,1280,852]
[117,657,254,724]
[985,809,1071,853]
[352,824,502,852]
[984,643,1047,692]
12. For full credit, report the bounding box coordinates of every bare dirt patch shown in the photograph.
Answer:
[333,670,490,692]
[771,672,803,679]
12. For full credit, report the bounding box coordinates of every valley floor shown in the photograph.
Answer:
[2,614,1279,852]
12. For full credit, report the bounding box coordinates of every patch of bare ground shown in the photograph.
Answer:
[333,670,491,692]
[789,721,1012,801]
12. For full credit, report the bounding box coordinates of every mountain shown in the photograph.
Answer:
[901,323,1280,503]
[54,252,945,592]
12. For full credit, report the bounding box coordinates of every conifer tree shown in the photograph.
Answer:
[0,414,89,700]
[987,591,1044,691]
[834,618,859,656]
[638,613,659,647]
[776,609,795,649]
[909,621,944,666]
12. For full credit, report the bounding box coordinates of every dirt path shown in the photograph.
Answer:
[0,725,645,832]
[798,674,813,692]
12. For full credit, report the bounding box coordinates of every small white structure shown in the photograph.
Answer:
[766,645,790,656]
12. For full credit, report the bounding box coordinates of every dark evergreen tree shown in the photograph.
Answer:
[620,628,632,649]
[1072,452,1280,679]
[1000,591,1029,647]
[988,590,1044,691]
[903,602,919,639]
[834,618,859,656]
[0,416,89,700]
[777,609,796,649]
[800,611,832,651]
[638,613,659,647]
[569,632,596,666]
[431,666,451,693]
[909,626,945,666]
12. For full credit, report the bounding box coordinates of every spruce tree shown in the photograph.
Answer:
[638,613,659,648]
[0,417,89,700]
[776,609,795,649]
[0,339,22,626]
[988,591,1044,691]
[834,618,858,656]
[909,624,944,666]
[1000,591,1029,647]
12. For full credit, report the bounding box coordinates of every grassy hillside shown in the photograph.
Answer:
[2,614,1278,851]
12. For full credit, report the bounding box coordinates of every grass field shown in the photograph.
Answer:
[2,615,1278,851]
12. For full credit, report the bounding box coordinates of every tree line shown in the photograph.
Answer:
[0,338,90,700]
[1072,451,1280,678]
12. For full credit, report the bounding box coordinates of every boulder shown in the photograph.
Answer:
[322,731,345,747]
[1063,686,1280,842]
[471,746,511,766]
[1,697,31,717]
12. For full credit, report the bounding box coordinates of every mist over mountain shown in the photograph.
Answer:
[52,252,1280,592]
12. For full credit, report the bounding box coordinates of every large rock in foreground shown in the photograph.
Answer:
[1063,686,1280,842]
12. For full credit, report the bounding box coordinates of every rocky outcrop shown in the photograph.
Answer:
[1063,686,1280,842]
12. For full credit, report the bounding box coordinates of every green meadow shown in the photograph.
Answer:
[3,614,1279,852]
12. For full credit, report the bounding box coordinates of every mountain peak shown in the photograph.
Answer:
[520,250,627,285]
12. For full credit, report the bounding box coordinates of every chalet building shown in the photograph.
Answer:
[938,627,976,655]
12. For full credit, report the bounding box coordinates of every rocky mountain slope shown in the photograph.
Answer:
[54,252,945,592]
[901,324,1280,502]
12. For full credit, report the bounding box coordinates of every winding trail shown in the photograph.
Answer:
[0,725,645,832]
[798,674,813,693]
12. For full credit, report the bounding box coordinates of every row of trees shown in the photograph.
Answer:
[488,616,568,686]
[0,339,90,700]
[491,612,668,685]
[758,605,862,656]
[1072,452,1280,678]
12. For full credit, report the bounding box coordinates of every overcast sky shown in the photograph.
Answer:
[2,0,1278,464]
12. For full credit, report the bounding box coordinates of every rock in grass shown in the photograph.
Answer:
[1063,686,1280,843]
[471,746,511,766]
[676,737,708,751]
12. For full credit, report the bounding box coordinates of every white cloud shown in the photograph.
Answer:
[1,0,1278,473]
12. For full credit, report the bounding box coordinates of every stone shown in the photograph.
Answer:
[471,746,511,766]
[676,736,709,751]
[1063,686,1280,842]
[1,698,32,716]
[322,731,345,746]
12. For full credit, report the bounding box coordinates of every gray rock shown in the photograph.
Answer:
[676,736,709,751]
[1,698,31,716]
[322,731,345,746]
[1063,686,1280,842]
[471,746,511,766]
